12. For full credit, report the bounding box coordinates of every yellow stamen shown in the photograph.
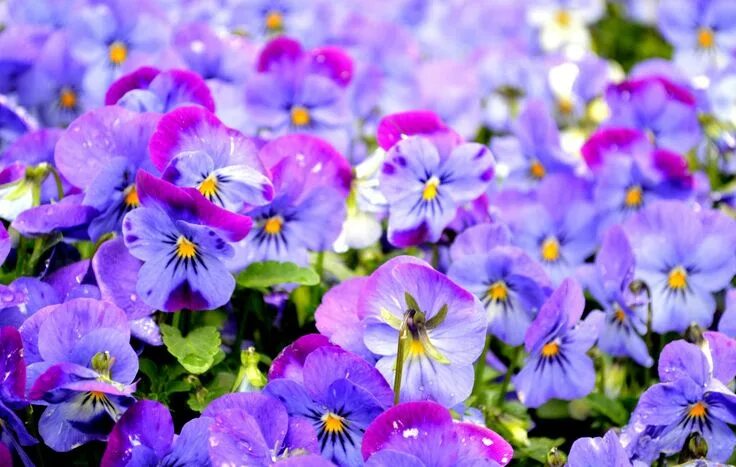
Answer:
[668,267,687,290]
[290,106,310,127]
[408,339,425,356]
[555,10,572,27]
[265,11,284,31]
[422,176,440,201]
[697,27,715,49]
[689,401,707,419]
[624,185,643,208]
[488,281,508,302]
[263,216,283,235]
[558,97,574,115]
[108,41,128,66]
[541,341,559,358]
[176,236,197,259]
[123,185,139,208]
[530,160,546,179]
[614,308,626,323]
[59,88,77,110]
[321,412,345,434]
[540,237,560,262]
[198,174,218,199]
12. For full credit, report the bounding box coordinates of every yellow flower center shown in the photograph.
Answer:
[487,281,509,302]
[558,97,574,115]
[198,174,218,199]
[422,176,440,201]
[614,308,626,323]
[108,41,128,66]
[541,341,560,358]
[555,10,572,27]
[59,87,77,110]
[321,412,345,434]
[290,106,310,127]
[123,185,139,208]
[624,185,643,208]
[697,27,715,49]
[688,401,707,419]
[263,216,283,235]
[530,160,546,179]
[176,236,197,259]
[265,11,284,31]
[668,267,687,290]
[540,236,560,262]
[408,339,425,357]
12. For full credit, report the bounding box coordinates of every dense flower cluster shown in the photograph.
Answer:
[1,0,736,466]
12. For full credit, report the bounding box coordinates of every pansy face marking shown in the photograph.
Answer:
[667,266,688,291]
[624,185,643,209]
[311,410,355,453]
[540,236,561,263]
[163,234,205,273]
[290,106,311,127]
[265,10,284,31]
[58,87,78,111]
[123,184,139,209]
[108,41,128,66]
[381,292,450,364]
[697,27,715,49]
[530,160,546,179]
[487,280,509,303]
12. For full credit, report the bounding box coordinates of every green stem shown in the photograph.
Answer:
[31,181,41,207]
[393,323,410,405]
[234,292,257,355]
[91,232,115,257]
[25,237,45,276]
[315,250,325,281]
[471,333,491,400]
[15,236,26,276]
[497,346,520,407]
[48,166,65,201]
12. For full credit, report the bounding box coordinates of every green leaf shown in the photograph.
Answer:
[536,399,570,419]
[517,437,564,463]
[290,286,316,326]
[160,324,221,375]
[236,261,319,288]
[586,393,629,426]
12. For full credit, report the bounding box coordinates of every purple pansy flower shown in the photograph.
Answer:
[54,106,160,240]
[149,105,273,212]
[315,277,375,361]
[19,298,138,452]
[490,99,576,190]
[203,392,330,466]
[0,97,34,154]
[92,237,161,345]
[361,401,513,466]
[622,200,736,333]
[245,37,353,147]
[268,334,331,384]
[0,25,49,94]
[68,0,170,102]
[101,400,212,467]
[227,134,351,269]
[377,111,494,247]
[0,326,37,467]
[493,173,598,285]
[623,336,736,463]
[604,76,701,153]
[122,170,252,311]
[513,278,603,408]
[568,430,632,467]
[17,31,87,127]
[658,0,736,76]
[360,256,487,407]
[582,127,693,230]
[577,226,652,367]
[265,345,393,466]
[718,289,736,337]
[448,223,553,346]
[105,67,215,113]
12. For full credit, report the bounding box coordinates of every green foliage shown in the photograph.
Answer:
[236,261,320,289]
[136,358,193,405]
[187,372,236,412]
[160,324,222,375]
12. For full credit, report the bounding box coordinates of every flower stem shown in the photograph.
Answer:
[497,346,520,408]
[393,321,410,405]
[471,333,491,401]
